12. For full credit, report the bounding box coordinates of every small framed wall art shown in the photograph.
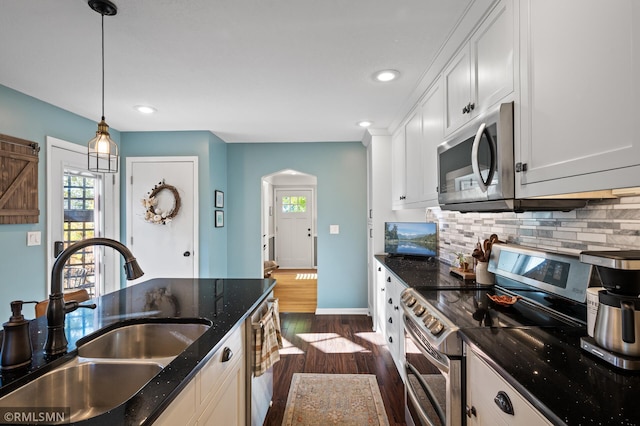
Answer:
[215,210,224,227]
[215,190,224,208]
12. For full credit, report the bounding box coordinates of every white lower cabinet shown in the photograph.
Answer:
[153,325,245,426]
[384,273,404,374]
[466,349,551,426]
[374,260,387,335]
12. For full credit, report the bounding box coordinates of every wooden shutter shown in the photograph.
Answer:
[0,133,40,224]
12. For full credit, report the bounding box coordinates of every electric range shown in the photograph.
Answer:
[400,244,591,426]
[401,243,590,355]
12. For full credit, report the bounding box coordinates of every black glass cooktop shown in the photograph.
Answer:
[413,285,586,330]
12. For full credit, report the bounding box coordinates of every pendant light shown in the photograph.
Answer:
[87,0,119,173]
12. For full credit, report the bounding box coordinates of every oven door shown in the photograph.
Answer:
[404,317,463,426]
[437,102,514,206]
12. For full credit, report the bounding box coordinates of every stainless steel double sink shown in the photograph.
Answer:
[0,319,211,423]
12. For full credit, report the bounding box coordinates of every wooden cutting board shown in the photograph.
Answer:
[449,267,476,280]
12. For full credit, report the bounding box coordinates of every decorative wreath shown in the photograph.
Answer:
[141,181,181,225]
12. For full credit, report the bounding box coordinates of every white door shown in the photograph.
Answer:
[126,157,198,285]
[275,189,313,268]
[46,136,119,297]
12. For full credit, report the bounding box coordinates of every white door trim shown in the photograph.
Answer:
[45,136,120,294]
[125,156,199,280]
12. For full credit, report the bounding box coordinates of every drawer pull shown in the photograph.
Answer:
[465,405,477,418]
[221,347,233,363]
[494,391,514,415]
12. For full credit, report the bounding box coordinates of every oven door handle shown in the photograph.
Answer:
[406,361,446,426]
[404,315,450,373]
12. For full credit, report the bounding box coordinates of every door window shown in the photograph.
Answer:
[62,172,100,296]
[281,196,307,213]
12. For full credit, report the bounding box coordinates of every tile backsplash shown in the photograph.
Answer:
[427,196,640,265]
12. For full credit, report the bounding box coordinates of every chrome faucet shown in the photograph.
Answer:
[44,237,144,356]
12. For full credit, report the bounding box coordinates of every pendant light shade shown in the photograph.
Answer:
[88,117,118,172]
[87,0,118,173]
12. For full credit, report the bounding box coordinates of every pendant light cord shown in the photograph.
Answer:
[101,13,105,120]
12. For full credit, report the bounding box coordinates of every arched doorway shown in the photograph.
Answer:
[262,169,317,312]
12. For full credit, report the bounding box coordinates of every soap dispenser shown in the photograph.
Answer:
[1,300,34,371]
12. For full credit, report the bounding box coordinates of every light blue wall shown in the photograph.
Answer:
[0,85,121,321]
[0,83,368,324]
[120,131,228,278]
[227,142,368,309]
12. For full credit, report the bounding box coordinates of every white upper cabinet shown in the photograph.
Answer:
[404,109,423,205]
[391,127,406,208]
[444,0,515,136]
[444,47,473,134]
[516,0,640,196]
[419,79,444,205]
[391,79,443,210]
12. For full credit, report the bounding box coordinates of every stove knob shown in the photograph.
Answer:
[422,313,433,325]
[424,316,437,328]
[413,304,426,317]
[406,297,417,308]
[429,321,445,335]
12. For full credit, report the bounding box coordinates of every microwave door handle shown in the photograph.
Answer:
[471,122,488,192]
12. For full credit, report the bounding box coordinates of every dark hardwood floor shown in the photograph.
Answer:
[263,313,406,426]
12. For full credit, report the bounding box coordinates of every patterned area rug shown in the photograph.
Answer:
[282,373,390,426]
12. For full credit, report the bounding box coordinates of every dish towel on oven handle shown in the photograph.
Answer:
[254,298,283,377]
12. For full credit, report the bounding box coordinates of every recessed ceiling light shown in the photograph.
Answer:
[358,121,373,128]
[134,105,157,114]
[373,69,400,82]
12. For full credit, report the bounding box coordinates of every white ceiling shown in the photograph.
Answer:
[0,0,471,143]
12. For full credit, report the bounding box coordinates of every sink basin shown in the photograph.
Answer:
[0,360,163,423]
[0,319,211,423]
[78,321,211,359]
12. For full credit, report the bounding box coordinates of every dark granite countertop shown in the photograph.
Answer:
[374,255,640,426]
[0,277,275,425]
[462,327,640,425]
[374,254,480,289]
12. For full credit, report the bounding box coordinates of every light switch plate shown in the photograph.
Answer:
[27,231,41,246]
[329,225,340,234]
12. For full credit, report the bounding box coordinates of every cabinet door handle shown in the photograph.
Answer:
[378,267,381,272]
[386,277,391,283]
[462,105,469,114]
[494,391,514,415]
[468,102,475,112]
[388,317,393,324]
[388,336,393,343]
[388,298,393,304]
[466,405,477,418]
[221,347,233,363]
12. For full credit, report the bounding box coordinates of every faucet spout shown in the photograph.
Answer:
[45,237,144,356]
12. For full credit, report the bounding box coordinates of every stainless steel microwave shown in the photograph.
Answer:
[436,102,587,212]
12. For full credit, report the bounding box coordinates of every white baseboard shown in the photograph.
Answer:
[314,308,370,315]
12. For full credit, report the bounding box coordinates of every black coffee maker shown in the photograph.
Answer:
[580,250,640,369]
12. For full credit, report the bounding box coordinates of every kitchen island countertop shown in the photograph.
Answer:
[0,277,275,425]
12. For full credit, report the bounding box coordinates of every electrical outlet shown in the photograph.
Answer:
[27,231,41,246]
[329,225,340,234]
